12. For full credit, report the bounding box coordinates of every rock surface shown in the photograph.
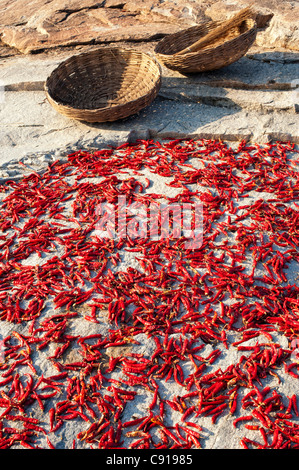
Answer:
[0,0,298,54]
[0,50,298,168]
[205,0,299,51]
[0,0,207,54]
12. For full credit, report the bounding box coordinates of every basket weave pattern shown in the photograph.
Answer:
[45,48,162,122]
[154,19,257,74]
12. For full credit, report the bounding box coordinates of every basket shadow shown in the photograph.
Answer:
[84,72,243,136]
[84,88,242,137]
[79,51,298,135]
[159,75,243,109]
[178,51,299,88]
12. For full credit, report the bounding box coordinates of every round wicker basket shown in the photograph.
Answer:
[45,48,162,123]
[154,18,257,74]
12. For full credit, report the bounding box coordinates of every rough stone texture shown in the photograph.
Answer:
[256,10,299,51]
[0,0,298,54]
[205,1,275,29]
[1,22,180,55]
[205,0,299,51]
[0,50,298,167]
[0,0,207,54]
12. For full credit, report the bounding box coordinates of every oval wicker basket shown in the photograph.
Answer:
[154,18,257,74]
[45,48,162,123]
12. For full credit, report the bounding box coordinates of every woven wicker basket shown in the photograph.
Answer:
[154,18,257,74]
[45,48,162,122]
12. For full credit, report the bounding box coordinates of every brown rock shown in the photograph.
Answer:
[0,0,207,54]
[205,2,274,29]
[0,38,19,57]
[0,0,298,55]
[0,0,47,27]
[204,0,299,51]
[104,0,126,7]
[1,21,180,54]
[124,0,208,25]
[255,5,299,51]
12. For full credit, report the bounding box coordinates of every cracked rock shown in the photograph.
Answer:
[205,0,299,51]
[0,0,207,54]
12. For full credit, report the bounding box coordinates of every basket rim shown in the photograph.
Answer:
[154,18,257,58]
[44,47,162,114]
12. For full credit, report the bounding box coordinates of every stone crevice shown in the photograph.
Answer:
[54,2,107,24]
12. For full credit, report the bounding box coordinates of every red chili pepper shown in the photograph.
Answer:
[1,139,299,449]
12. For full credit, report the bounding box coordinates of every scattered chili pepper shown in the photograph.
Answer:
[0,139,298,449]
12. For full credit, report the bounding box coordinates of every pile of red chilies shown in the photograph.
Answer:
[0,138,298,449]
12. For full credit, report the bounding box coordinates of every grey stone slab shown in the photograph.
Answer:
[0,88,298,171]
[1,49,299,89]
[161,52,299,89]
[0,55,63,86]
[160,80,297,114]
